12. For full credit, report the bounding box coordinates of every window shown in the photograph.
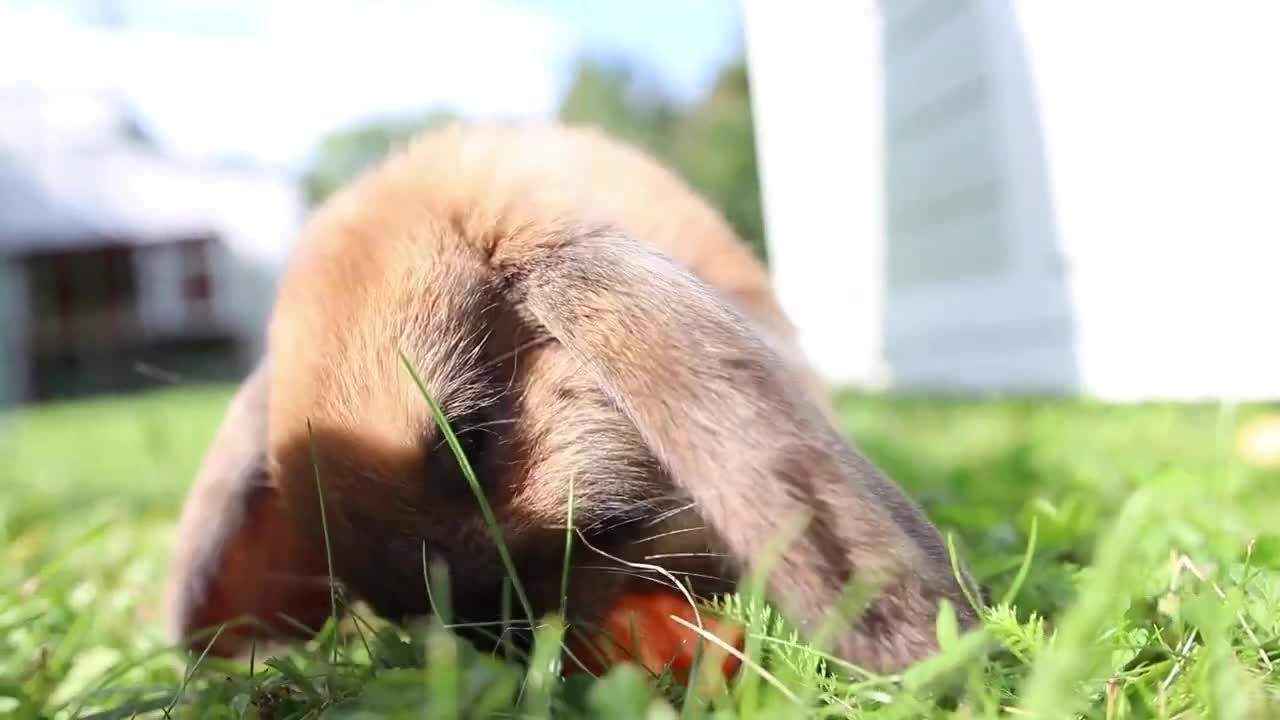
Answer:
[23,242,139,352]
[179,236,216,321]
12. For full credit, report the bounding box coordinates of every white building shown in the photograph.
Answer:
[0,90,303,402]
[744,1,1280,402]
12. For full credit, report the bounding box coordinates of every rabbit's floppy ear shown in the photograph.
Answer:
[164,359,336,658]
[499,227,977,671]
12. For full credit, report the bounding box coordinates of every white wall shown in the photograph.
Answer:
[202,170,302,363]
[746,0,1280,401]
[1013,1,1280,401]
[133,242,189,337]
[878,0,1078,394]
[743,0,889,389]
[130,166,302,365]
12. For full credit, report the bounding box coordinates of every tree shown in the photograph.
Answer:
[557,58,767,261]
[302,58,768,262]
[558,58,678,158]
[665,62,767,262]
[304,110,457,205]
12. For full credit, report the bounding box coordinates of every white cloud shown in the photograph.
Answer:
[0,0,577,167]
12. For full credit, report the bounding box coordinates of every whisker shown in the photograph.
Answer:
[610,572,686,594]
[469,386,510,416]
[465,417,522,432]
[578,566,684,593]
[495,332,548,395]
[582,503,657,533]
[573,531,694,599]
[584,496,692,533]
[465,327,494,366]
[485,334,553,370]
[630,525,707,546]
[643,500,699,527]
[501,343,521,396]
[461,320,494,356]
[427,417,521,453]
[643,552,727,561]
[577,564,728,585]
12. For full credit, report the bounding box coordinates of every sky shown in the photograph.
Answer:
[0,0,746,169]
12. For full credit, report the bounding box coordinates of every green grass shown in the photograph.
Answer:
[2,386,1279,718]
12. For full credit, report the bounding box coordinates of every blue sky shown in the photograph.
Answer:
[0,0,745,168]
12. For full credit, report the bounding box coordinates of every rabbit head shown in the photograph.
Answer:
[166,123,977,672]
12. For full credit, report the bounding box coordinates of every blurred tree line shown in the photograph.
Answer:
[303,58,768,261]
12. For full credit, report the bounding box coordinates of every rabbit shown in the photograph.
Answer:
[165,122,978,674]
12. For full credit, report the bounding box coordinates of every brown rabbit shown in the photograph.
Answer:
[165,123,977,673]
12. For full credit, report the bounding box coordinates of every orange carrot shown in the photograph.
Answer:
[564,592,744,686]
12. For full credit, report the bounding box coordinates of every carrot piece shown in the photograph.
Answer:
[563,592,744,685]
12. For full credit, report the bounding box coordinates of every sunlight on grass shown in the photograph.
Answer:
[2,385,1279,718]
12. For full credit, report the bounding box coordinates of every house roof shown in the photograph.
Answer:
[0,90,302,263]
[0,146,219,250]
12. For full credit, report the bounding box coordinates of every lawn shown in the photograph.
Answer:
[1,385,1278,718]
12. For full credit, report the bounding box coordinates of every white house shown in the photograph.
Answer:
[0,90,303,402]
[743,1,1280,402]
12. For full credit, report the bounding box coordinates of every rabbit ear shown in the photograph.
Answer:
[164,360,336,658]
[501,228,977,671]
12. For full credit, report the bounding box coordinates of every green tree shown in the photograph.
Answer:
[558,58,678,157]
[303,59,768,261]
[666,62,766,261]
[557,58,767,261]
[304,110,457,205]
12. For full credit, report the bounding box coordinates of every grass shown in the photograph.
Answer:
[2,385,1279,718]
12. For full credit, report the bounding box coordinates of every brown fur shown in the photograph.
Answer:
[164,359,334,656]
[166,123,977,672]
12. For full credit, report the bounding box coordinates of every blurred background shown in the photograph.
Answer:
[0,0,767,403]
[3,2,1280,715]
[2,1,1278,409]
